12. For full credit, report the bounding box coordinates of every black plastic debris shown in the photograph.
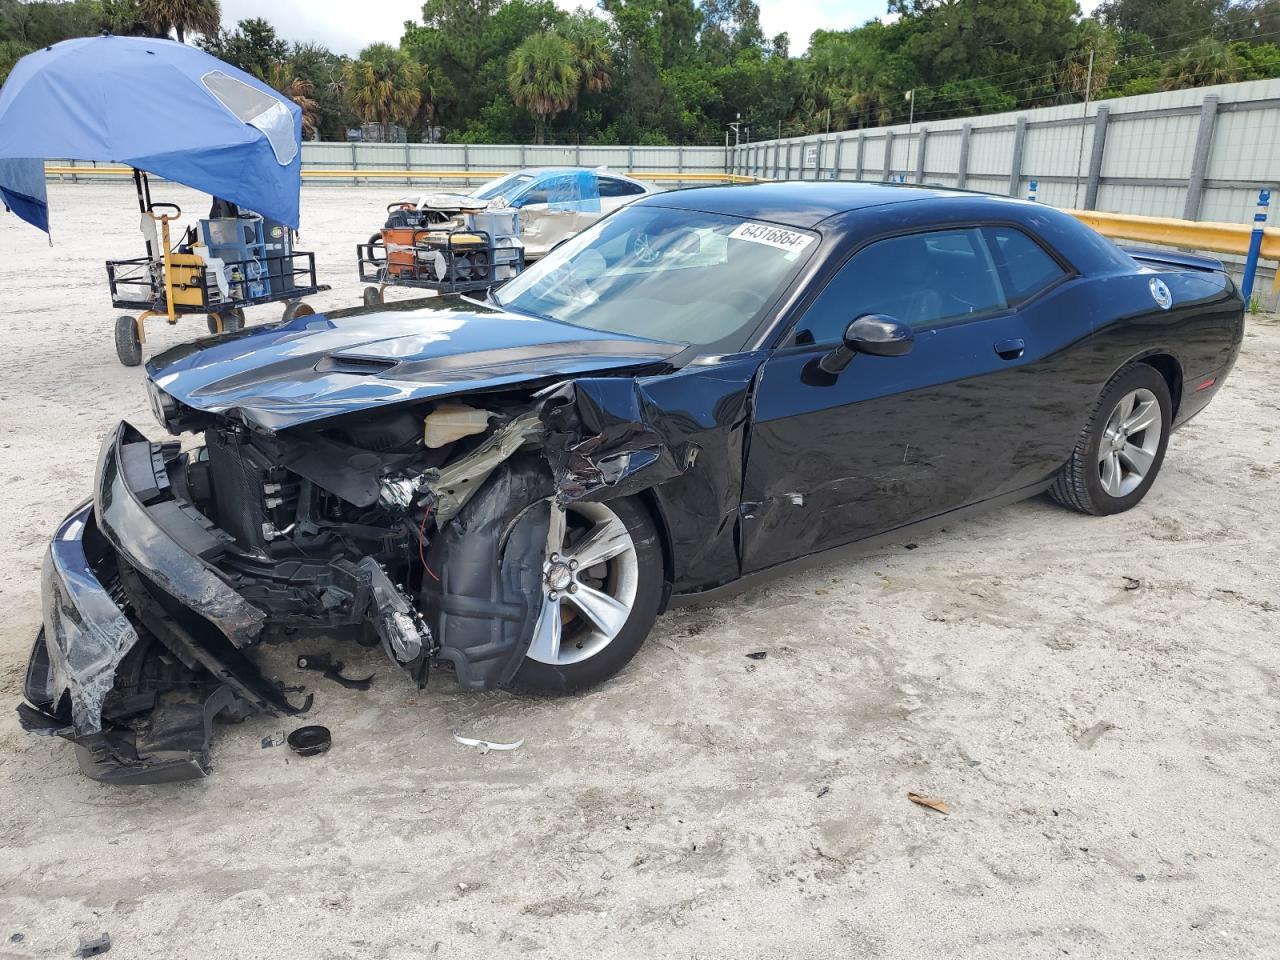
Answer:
[9,933,24,944]
[287,725,332,757]
[904,543,919,550]
[1122,576,1141,591]
[76,933,111,957]
[296,653,375,691]
[816,786,831,798]
[745,651,767,660]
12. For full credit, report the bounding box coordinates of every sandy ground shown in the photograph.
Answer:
[0,182,1278,959]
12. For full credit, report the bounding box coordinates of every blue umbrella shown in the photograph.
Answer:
[0,34,303,233]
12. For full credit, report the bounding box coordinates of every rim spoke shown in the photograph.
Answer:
[526,595,562,663]
[566,583,630,639]
[1121,399,1159,437]
[566,517,631,569]
[545,501,566,556]
[1119,390,1137,422]
[1100,451,1122,496]
[1119,443,1154,476]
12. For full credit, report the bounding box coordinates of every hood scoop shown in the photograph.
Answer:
[315,355,398,375]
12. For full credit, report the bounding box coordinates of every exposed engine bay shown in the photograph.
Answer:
[175,394,545,679]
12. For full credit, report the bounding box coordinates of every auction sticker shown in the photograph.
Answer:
[729,222,815,253]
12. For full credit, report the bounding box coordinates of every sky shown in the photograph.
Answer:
[217,0,889,57]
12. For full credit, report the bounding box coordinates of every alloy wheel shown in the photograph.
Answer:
[525,500,639,666]
[1097,387,1162,498]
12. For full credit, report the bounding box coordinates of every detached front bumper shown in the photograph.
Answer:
[18,422,307,784]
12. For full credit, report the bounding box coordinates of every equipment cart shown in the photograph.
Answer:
[357,197,525,306]
[0,35,326,367]
[105,172,329,365]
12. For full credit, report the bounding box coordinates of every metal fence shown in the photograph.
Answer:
[729,78,1280,227]
[299,142,731,185]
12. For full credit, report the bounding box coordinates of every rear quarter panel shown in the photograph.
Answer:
[1084,267,1244,426]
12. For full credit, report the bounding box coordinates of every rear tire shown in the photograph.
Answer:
[114,315,142,367]
[1049,363,1172,516]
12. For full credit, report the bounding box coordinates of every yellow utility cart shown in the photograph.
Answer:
[105,171,329,366]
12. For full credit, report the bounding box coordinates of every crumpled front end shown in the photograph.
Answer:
[17,423,308,784]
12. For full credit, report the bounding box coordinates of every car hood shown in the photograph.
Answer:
[147,297,685,432]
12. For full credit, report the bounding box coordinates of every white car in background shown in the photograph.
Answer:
[471,167,659,259]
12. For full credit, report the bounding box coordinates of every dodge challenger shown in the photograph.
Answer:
[19,182,1244,783]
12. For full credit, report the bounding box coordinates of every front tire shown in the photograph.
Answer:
[114,315,142,367]
[1049,363,1172,515]
[511,496,664,694]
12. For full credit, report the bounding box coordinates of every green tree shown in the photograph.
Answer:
[1159,37,1245,88]
[343,43,424,135]
[0,37,30,85]
[138,0,220,43]
[507,31,579,142]
[1095,0,1225,50]
[263,61,320,138]
[564,13,614,99]
[288,42,357,140]
[404,0,562,129]
[199,17,289,75]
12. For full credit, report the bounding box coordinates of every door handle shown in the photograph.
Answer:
[994,337,1025,361]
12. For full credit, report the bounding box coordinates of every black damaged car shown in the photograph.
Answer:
[20,183,1244,782]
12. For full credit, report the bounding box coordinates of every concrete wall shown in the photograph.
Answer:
[730,79,1280,226]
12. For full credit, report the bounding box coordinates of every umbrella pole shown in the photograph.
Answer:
[133,168,154,260]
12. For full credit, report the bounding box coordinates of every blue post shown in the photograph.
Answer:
[1242,187,1270,305]
[1027,178,1039,203]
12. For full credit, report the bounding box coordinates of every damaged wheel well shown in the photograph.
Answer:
[635,487,675,612]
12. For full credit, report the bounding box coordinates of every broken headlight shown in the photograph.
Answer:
[146,378,180,432]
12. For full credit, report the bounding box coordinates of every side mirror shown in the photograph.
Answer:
[818,314,913,374]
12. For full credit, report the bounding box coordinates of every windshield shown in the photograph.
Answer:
[494,205,817,348]
[472,173,536,203]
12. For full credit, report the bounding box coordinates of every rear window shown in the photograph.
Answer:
[599,177,646,198]
[984,226,1066,305]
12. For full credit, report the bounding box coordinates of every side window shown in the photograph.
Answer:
[515,186,549,207]
[793,228,1005,345]
[599,177,646,198]
[983,226,1066,305]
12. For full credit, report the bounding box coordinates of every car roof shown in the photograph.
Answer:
[637,181,961,229]
[519,166,644,182]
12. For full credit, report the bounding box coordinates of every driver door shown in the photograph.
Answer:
[740,225,1087,573]
[515,174,593,258]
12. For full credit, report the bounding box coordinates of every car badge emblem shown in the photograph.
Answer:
[1149,278,1173,310]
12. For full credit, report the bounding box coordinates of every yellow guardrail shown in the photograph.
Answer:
[43,165,758,184]
[1066,208,1279,290]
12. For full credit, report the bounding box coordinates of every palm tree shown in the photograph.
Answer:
[139,0,221,44]
[508,32,579,144]
[572,31,613,98]
[342,44,424,138]
[1160,39,1244,91]
[265,63,320,139]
